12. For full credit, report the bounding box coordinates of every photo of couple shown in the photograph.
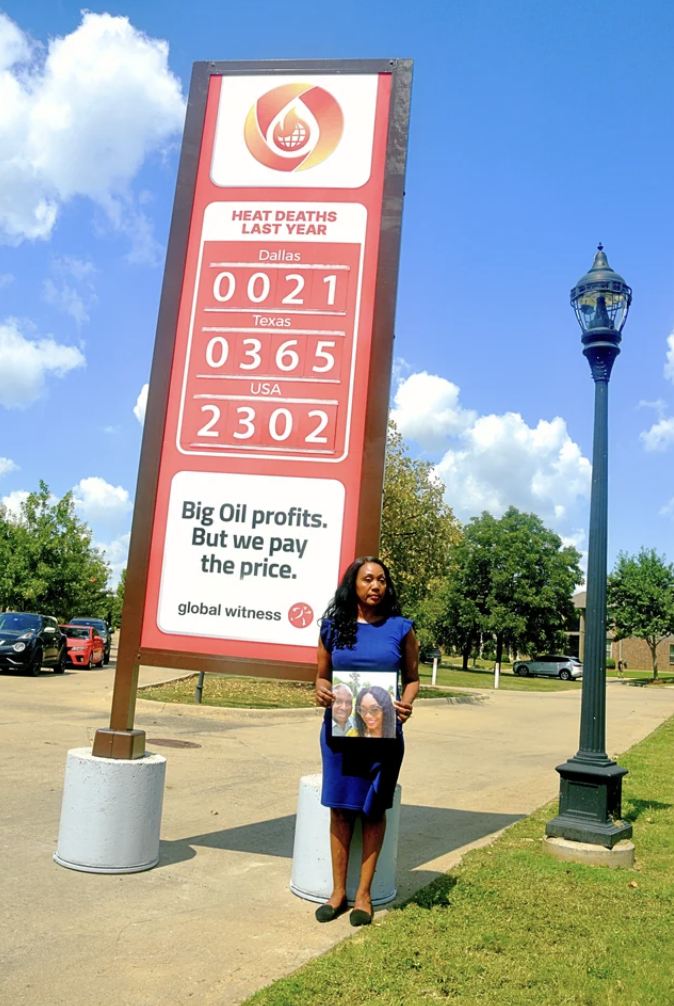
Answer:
[330,671,398,739]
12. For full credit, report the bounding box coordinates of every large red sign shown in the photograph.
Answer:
[129,63,411,678]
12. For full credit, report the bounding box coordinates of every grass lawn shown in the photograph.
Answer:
[140,675,316,709]
[419,661,582,692]
[140,674,467,709]
[245,715,674,1006]
[607,670,674,686]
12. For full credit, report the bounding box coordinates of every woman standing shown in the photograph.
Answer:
[315,556,419,926]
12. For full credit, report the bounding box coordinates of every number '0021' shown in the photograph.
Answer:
[212,271,339,306]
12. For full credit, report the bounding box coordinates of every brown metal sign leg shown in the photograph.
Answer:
[92,635,146,759]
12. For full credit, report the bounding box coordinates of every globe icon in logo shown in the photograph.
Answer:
[244,83,344,172]
[273,110,310,152]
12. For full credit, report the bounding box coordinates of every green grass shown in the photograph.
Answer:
[419,661,582,692]
[140,674,317,709]
[245,716,674,1006]
[140,674,467,709]
[606,670,674,686]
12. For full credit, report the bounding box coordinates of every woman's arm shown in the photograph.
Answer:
[394,627,420,723]
[315,636,334,708]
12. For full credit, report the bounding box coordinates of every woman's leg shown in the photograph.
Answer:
[326,808,356,908]
[354,812,387,914]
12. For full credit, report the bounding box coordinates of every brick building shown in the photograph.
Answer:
[567,591,674,671]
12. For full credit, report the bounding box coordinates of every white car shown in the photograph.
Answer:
[513,655,583,680]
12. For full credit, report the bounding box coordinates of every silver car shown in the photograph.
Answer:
[513,654,583,681]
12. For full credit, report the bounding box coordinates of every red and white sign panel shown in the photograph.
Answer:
[140,70,399,666]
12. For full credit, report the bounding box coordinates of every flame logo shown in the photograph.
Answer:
[244,83,344,172]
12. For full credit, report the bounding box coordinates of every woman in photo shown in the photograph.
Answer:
[352,686,397,739]
[314,556,419,927]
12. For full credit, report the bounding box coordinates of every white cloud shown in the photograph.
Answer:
[1,488,28,518]
[0,11,185,246]
[73,476,132,523]
[390,372,477,451]
[43,280,88,326]
[392,371,591,528]
[42,255,98,326]
[665,331,674,384]
[0,273,13,289]
[134,383,148,424]
[661,498,674,519]
[640,416,674,452]
[96,532,130,586]
[434,412,591,523]
[0,318,85,407]
[0,456,18,479]
[638,398,667,418]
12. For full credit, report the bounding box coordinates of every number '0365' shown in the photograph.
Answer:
[204,337,336,374]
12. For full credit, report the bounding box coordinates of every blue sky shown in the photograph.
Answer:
[1,0,673,584]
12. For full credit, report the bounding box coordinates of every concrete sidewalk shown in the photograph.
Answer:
[1,657,672,1006]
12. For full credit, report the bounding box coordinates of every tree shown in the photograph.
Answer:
[0,503,21,608]
[380,422,461,618]
[607,548,674,680]
[427,507,583,668]
[111,568,126,629]
[2,481,110,621]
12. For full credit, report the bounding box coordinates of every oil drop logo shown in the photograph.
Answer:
[244,83,344,172]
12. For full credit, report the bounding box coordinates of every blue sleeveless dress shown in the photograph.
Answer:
[319,615,413,819]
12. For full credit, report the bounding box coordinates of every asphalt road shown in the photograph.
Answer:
[1,653,672,1006]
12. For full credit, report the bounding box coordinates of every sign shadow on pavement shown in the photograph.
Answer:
[156,804,522,896]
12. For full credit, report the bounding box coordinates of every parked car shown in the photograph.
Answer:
[68,617,112,664]
[513,654,583,680]
[420,646,442,665]
[0,612,67,676]
[59,624,105,669]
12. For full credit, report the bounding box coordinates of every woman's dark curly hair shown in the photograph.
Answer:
[322,556,401,650]
[354,685,396,739]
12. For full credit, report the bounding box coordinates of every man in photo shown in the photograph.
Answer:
[331,683,355,737]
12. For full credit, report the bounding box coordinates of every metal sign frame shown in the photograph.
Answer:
[94,59,412,758]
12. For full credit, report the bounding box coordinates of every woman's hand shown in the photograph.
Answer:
[315,677,335,708]
[393,700,413,724]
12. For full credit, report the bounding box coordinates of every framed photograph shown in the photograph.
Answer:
[330,671,398,739]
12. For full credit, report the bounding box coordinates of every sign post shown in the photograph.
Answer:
[93,59,412,759]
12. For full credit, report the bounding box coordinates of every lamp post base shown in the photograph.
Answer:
[545,758,632,849]
[542,836,635,869]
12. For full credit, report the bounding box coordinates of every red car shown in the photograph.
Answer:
[59,625,105,669]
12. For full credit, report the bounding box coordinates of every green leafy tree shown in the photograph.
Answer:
[111,568,126,629]
[0,503,21,608]
[3,481,110,621]
[380,422,461,618]
[607,548,674,680]
[427,507,582,669]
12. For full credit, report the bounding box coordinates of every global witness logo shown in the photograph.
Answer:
[244,83,344,172]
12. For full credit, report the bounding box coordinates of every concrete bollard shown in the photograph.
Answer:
[289,773,401,905]
[54,747,166,874]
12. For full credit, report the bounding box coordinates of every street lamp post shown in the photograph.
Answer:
[546,245,633,849]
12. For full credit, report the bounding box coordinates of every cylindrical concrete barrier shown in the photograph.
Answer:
[54,747,166,874]
[289,773,401,905]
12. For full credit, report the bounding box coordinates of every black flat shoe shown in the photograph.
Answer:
[349,908,373,927]
[315,899,348,923]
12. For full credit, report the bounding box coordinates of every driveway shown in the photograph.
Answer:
[1,656,672,1006]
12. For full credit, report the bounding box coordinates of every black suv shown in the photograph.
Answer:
[0,612,67,676]
[68,618,112,664]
